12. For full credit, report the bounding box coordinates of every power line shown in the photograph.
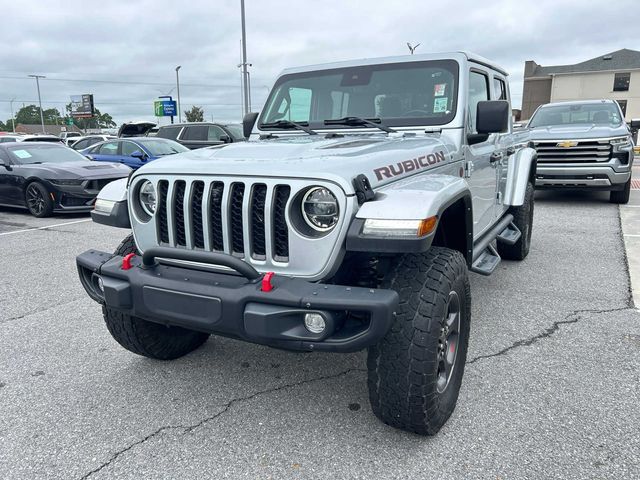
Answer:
[0,99,251,106]
[0,75,241,89]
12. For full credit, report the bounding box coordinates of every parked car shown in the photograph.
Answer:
[0,134,63,144]
[60,131,82,142]
[69,135,117,151]
[156,122,245,149]
[77,51,537,436]
[0,142,130,217]
[528,99,635,203]
[83,137,188,169]
[117,121,157,138]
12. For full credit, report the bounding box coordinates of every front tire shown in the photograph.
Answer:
[103,234,210,360]
[498,181,534,261]
[25,182,54,217]
[367,247,471,435]
[610,178,631,204]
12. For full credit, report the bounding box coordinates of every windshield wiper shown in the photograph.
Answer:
[324,116,397,133]
[260,119,317,135]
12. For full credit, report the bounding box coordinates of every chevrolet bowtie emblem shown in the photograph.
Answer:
[556,141,578,148]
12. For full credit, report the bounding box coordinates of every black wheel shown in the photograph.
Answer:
[102,234,210,360]
[610,178,631,204]
[367,247,471,435]
[497,181,534,261]
[25,182,54,217]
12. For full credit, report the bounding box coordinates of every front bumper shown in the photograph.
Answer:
[535,164,631,190]
[76,249,399,353]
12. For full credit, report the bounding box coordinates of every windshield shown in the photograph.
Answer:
[259,60,459,130]
[136,139,189,156]
[6,144,89,164]
[529,103,623,128]
[224,124,244,140]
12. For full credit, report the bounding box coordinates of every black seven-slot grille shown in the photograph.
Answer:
[156,179,290,262]
[533,139,612,163]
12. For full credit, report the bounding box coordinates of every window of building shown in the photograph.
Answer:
[616,100,627,117]
[613,72,630,92]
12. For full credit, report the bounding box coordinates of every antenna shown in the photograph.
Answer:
[407,42,421,55]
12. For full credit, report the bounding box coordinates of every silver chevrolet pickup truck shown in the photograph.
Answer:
[528,99,635,203]
[77,52,537,435]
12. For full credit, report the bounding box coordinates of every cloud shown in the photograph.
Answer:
[1,0,638,125]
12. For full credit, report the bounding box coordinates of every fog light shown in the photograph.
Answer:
[304,313,326,334]
[97,276,104,293]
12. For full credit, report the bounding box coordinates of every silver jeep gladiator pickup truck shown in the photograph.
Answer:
[528,99,636,203]
[77,52,537,435]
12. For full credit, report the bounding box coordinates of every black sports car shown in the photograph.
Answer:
[0,142,131,217]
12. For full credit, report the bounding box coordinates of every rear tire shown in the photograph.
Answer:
[610,178,631,204]
[25,182,54,217]
[497,181,534,261]
[103,234,210,360]
[367,247,471,435]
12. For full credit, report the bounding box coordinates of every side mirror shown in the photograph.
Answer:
[630,118,640,129]
[219,134,231,143]
[476,100,509,134]
[243,112,259,138]
[131,150,146,160]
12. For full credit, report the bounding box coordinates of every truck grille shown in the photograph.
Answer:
[155,179,290,262]
[533,140,612,163]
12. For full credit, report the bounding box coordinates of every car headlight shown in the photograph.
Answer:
[138,180,156,216]
[49,179,83,186]
[301,187,339,232]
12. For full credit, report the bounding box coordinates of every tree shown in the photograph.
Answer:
[0,120,7,132]
[13,105,62,125]
[63,103,117,130]
[184,106,204,123]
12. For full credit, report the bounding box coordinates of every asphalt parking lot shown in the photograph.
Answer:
[1,188,639,479]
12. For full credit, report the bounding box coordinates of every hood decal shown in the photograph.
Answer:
[373,150,446,181]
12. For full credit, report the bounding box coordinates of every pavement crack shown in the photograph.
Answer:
[78,367,364,479]
[467,306,633,365]
[0,296,85,325]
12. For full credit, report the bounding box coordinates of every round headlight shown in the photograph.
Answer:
[138,180,156,216]
[301,187,339,232]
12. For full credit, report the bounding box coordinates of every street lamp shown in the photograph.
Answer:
[28,74,46,133]
[9,98,16,133]
[175,66,182,123]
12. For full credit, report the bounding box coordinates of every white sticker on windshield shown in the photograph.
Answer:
[434,83,446,97]
[433,97,448,113]
[13,149,32,159]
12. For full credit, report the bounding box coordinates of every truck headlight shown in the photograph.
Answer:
[138,180,156,216]
[610,137,632,150]
[301,187,339,232]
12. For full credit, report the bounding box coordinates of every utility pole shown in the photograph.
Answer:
[9,98,16,132]
[175,66,182,123]
[28,75,46,133]
[240,0,250,117]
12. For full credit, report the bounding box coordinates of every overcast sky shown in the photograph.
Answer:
[1,0,638,127]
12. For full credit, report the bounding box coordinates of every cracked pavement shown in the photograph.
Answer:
[1,191,639,479]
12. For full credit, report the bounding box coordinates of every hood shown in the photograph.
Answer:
[118,121,157,138]
[528,123,629,140]
[134,134,454,192]
[27,161,131,179]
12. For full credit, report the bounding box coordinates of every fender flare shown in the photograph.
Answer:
[504,147,537,206]
[91,177,131,228]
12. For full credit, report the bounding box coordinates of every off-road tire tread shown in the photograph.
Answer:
[497,181,534,260]
[102,234,209,360]
[367,247,471,435]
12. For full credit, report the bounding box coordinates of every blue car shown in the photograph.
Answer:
[83,137,188,169]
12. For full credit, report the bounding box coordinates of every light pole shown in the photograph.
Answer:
[175,66,182,123]
[9,98,16,132]
[28,74,46,133]
[240,0,250,117]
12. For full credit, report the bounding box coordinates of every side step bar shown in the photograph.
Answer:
[471,214,518,276]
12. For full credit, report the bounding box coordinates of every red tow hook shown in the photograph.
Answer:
[261,271,275,292]
[121,253,136,270]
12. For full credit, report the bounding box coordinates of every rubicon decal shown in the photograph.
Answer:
[373,150,447,181]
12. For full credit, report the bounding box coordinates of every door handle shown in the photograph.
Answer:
[490,152,503,163]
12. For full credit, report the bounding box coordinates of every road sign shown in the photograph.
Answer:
[154,100,177,117]
[66,117,74,126]
[70,94,95,118]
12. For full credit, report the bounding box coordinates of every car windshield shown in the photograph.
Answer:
[224,124,244,140]
[6,144,89,164]
[529,103,623,128]
[136,139,189,156]
[259,59,459,130]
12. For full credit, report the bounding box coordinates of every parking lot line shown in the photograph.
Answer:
[0,218,92,236]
